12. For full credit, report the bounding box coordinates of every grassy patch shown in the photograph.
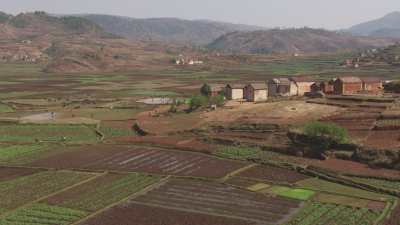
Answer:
[297,178,390,201]
[0,124,98,143]
[0,171,94,214]
[100,126,133,139]
[0,203,88,225]
[269,186,315,200]
[0,145,50,164]
[0,92,40,100]
[215,146,261,160]
[0,104,13,113]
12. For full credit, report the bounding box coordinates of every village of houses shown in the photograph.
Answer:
[205,76,384,102]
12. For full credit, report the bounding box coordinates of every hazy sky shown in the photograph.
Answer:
[2,0,400,29]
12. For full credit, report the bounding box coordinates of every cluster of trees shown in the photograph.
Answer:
[384,81,400,93]
[189,84,225,111]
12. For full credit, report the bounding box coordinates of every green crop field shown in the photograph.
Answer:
[215,146,261,160]
[268,186,315,200]
[285,202,381,225]
[0,171,94,215]
[0,145,50,165]
[0,203,88,225]
[0,124,99,143]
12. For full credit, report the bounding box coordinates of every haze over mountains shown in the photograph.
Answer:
[0,10,399,73]
[81,14,265,45]
[348,11,400,38]
[207,28,396,54]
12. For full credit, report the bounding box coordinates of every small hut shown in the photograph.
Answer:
[244,83,268,102]
[225,84,245,100]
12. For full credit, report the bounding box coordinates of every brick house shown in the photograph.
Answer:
[360,77,383,94]
[333,77,363,95]
[289,77,315,96]
[267,78,291,97]
[226,84,245,100]
[244,83,268,102]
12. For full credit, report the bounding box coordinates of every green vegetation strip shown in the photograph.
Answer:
[0,145,49,165]
[215,146,261,160]
[269,186,315,200]
[0,124,98,143]
[0,104,13,113]
[0,171,94,215]
[0,203,88,225]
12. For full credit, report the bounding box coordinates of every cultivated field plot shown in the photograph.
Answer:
[383,202,400,225]
[130,179,302,225]
[43,173,160,212]
[0,170,94,215]
[364,130,400,149]
[237,165,309,184]
[285,202,381,225]
[0,203,88,225]
[80,203,257,225]
[0,166,43,182]
[0,124,99,143]
[0,145,53,165]
[30,145,247,178]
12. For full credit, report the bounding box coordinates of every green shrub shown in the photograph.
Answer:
[209,94,225,107]
[384,81,400,93]
[304,122,348,143]
[302,122,348,155]
[189,95,208,110]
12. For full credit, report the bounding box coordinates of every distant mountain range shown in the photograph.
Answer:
[207,28,396,54]
[0,11,172,73]
[348,12,400,38]
[81,14,265,45]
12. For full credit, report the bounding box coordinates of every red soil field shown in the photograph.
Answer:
[364,130,400,149]
[30,145,247,178]
[0,167,43,182]
[238,165,309,184]
[131,179,301,225]
[80,203,256,225]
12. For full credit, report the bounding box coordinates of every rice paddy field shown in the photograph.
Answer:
[0,55,399,225]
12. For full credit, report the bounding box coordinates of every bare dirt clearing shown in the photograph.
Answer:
[204,101,343,125]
